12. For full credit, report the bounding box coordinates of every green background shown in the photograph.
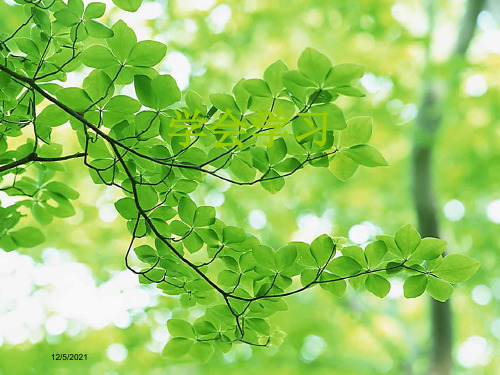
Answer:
[0,0,499,374]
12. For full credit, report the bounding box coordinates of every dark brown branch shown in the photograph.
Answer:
[0,152,85,173]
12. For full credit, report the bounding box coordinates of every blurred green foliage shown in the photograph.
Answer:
[0,0,498,374]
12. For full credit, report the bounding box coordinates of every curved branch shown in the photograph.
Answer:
[0,152,86,173]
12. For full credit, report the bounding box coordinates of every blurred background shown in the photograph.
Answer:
[0,0,499,374]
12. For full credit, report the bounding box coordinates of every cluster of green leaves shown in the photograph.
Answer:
[156,223,479,362]
[0,165,78,250]
[0,0,479,363]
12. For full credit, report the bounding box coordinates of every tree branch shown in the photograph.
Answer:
[0,152,85,173]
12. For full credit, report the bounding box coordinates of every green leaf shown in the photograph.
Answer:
[0,235,16,252]
[83,69,114,102]
[68,0,84,15]
[428,256,443,271]
[275,245,297,271]
[32,204,52,225]
[246,318,271,335]
[126,40,167,67]
[45,181,80,200]
[260,169,284,194]
[409,238,447,262]
[193,320,217,336]
[55,88,93,112]
[139,268,164,284]
[310,234,334,266]
[433,254,480,283]
[84,2,106,19]
[243,79,273,98]
[218,270,239,286]
[292,242,314,267]
[240,252,257,272]
[344,144,388,167]
[14,38,40,58]
[193,206,216,227]
[84,20,114,38]
[365,240,387,268]
[45,194,76,218]
[167,319,195,339]
[283,70,315,88]
[297,47,332,85]
[112,0,142,12]
[308,89,336,104]
[315,103,346,130]
[252,245,276,270]
[85,137,111,159]
[151,206,176,222]
[134,75,156,108]
[328,152,358,181]
[301,268,317,286]
[229,156,256,182]
[319,274,347,297]
[170,220,189,236]
[107,20,137,62]
[251,147,269,172]
[173,179,198,193]
[426,277,453,302]
[33,8,51,34]
[178,197,197,226]
[232,79,250,112]
[274,157,301,173]
[190,342,214,363]
[54,9,80,26]
[162,338,193,358]
[326,256,362,277]
[223,226,246,244]
[365,274,390,298]
[376,234,402,257]
[341,245,367,268]
[394,224,421,258]
[134,111,160,140]
[153,74,181,109]
[341,116,372,147]
[335,85,365,97]
[264,60,288,96]
[136,184,158,211]
[10,227,45,248]
[349,274,367,291]
[134,245,157,264]
[325,63,364,87]
[37,105,70,128]
[267,138,287,165]
[209,93,240,115]
[185,90,207,116]
[115,197,138,219]
[40,143,63,158]
[403,275,427,298]
[105,95,141,114]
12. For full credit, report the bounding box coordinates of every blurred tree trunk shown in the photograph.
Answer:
[412,1,484,374]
